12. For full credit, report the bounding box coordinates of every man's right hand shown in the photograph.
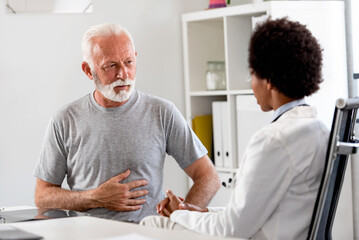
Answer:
[35,170,148,212]
[90,169,149,212]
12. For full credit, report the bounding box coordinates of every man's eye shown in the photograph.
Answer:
[104,64,116,71]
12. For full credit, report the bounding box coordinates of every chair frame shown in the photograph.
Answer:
[308,97,359,240]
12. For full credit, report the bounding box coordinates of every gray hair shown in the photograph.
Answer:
[81,23,135,68]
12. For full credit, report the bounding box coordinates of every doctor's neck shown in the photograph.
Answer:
[271,90,298,111]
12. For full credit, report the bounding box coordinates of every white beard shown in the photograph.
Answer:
[92,71,135,103]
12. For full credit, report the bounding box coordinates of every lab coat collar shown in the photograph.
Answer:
[271,98,307,122]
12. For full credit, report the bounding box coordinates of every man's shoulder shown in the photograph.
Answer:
[137,90,175,108]
[52,94,91,120]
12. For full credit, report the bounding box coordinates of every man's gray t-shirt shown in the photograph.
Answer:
[34,90,207,223]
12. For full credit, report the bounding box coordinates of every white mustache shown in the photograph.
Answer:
[110,79,134,88]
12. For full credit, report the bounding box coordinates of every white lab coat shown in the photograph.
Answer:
[171,106,329,239]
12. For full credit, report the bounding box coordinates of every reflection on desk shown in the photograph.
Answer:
[0,208,89,224]
[8,216,244,240]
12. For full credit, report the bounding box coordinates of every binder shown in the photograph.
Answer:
[212,102,224,167]
[221,102,232,168]
[212,101,232,168]
[192,115,213,160]
[236,95,271,168]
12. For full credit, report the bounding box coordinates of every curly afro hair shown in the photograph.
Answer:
[248,17,323,99]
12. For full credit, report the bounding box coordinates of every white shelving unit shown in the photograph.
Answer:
[182,1,348,207]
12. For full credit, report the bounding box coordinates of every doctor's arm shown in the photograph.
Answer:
[34,169,149,212]
[170,134,293,238]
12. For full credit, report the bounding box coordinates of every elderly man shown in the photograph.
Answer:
[34,23,220,223]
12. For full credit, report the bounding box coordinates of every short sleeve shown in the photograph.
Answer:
[164,104,208,169]
[33,117,68,185]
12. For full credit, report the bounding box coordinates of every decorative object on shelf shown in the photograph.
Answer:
[206,61,226,90]
[208,0,227,9]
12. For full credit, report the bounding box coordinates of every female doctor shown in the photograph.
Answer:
[140,17,329,240]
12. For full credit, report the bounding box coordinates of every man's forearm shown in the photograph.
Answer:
[185,175,220,207]
[35,186,96,211]
[35,172,149,212]
[183,156,220,208]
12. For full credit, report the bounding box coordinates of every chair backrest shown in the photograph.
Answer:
[308,97,359,240]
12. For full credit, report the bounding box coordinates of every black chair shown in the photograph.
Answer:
[308,97,359,240]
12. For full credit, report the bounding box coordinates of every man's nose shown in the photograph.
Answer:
[116,66,129,80]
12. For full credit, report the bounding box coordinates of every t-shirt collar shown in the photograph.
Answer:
[89,89,138,113]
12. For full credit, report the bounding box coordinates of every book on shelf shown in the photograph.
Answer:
[192,115,213,161]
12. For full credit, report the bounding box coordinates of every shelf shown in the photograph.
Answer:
[182,1,342,23]
[228,89,253,95]
[190,91,227,96]
[181,3,270,22]
[190,89,253,97]
[215,167,239,173]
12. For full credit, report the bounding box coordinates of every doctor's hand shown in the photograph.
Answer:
[89,169,149,212]
[157,190,184,217]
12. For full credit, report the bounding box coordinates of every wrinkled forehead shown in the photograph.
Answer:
[92,34,135,58]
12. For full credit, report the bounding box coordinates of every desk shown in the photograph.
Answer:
[7,216,244,240]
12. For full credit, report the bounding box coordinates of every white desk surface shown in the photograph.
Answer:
[7,216,245,240]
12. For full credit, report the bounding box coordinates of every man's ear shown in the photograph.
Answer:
[82,62,93,80]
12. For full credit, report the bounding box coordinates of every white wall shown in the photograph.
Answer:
[0,0,208,207]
